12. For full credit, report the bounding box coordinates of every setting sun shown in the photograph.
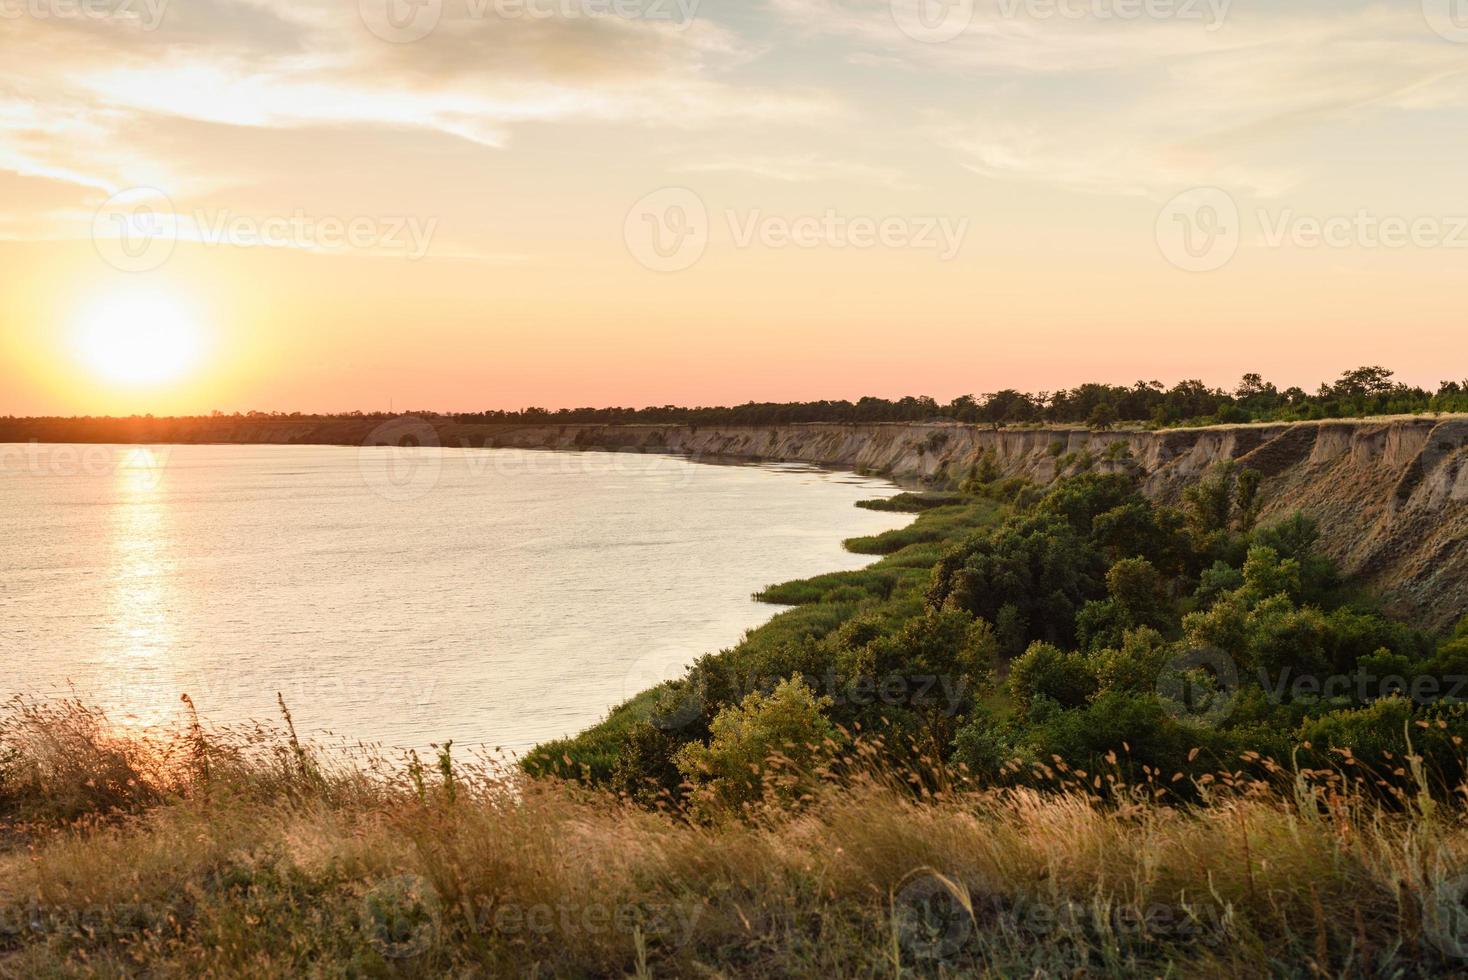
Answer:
[72,288,206,387]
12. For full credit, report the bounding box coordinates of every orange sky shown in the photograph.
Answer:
[3,0,1467,415]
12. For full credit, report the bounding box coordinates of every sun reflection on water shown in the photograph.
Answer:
[104,448,181,729]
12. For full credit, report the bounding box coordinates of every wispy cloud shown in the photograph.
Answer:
[675,154,909,186]
[0,0,834,241]
[4,0,1468,258]
[770,0,1468,197]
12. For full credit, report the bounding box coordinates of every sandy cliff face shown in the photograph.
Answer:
[6,415,1466,629]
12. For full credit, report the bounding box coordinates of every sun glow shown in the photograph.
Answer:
[73,288,206,387]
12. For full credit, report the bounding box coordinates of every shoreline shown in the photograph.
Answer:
[2,443,915,756]
[7,414,1468,626]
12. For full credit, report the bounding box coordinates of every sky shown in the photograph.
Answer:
[2,0,1467,415]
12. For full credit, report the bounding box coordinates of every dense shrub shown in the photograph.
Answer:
[540,466,1456,812]
[674,677,842,815]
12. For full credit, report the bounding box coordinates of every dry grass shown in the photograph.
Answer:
[4,699,1468,977]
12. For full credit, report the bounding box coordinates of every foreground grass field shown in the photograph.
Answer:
[4,699,1468,977]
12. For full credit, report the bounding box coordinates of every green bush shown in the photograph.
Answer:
[674,677,843,815]
[1009,642,1097,713]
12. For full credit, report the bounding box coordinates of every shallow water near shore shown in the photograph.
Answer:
[0,444,908,753]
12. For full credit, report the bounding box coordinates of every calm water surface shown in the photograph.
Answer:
[0,444,908,753]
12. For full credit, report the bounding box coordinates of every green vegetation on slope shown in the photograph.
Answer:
[528,464,1468,816]
[522,496,1002,786]
[522,496,1005,787]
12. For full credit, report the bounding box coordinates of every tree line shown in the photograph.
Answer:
[461,365,1468,429]
[9,366,1465,430]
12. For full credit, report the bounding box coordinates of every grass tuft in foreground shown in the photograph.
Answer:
[5,698,1468,977]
